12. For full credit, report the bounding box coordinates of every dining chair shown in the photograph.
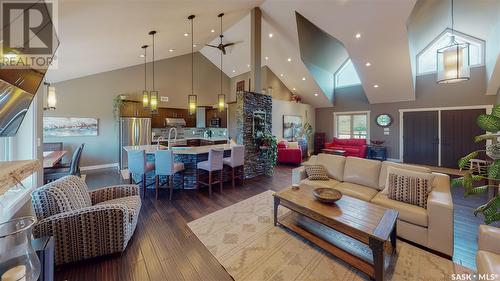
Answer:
[128,150,155,198]
[43,142,63,152]
[196,149,224,196]
[44,144,84,184]
[154,150,185,200]
[223,145,245,188]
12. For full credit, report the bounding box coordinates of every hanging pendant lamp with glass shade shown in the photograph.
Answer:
[436,0,470,84]
[141,45,149,108]
[149,31,159,113]
[43,81,56,111]
[187,15,197,115]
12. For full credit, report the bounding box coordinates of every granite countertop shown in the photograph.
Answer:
[123,144,232,155]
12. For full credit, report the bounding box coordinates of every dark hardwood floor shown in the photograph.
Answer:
[56,165,496,280]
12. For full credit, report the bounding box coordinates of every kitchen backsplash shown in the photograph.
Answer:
[152,127,228,139]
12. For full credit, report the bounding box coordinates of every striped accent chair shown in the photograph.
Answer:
[31,175,141,265]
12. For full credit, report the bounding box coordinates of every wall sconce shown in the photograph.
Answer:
[44,82,56,111]
[188,94,197,115]
[218,94,225,112]
[150,90,158,113]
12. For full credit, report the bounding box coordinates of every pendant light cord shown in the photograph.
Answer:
[451,0,454,35]
[191,16,194,95]
[152,33,155,91]
[143,47,147,90]
[220,15,223,95]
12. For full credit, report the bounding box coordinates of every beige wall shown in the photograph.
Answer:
[272,99,315,151]
[228,66,292,102]
[45,52,230,167]
[316,67,496,160]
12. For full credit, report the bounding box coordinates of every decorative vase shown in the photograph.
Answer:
[0,216,40,281]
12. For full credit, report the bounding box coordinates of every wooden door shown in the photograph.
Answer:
[441,109,485,168]
[403,111,439,166]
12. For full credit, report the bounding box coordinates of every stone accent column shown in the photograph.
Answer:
[236,91,272,179]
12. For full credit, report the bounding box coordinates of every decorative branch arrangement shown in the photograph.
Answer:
[452,104,500,224]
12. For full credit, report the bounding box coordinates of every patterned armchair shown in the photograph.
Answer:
[31,175,141,265]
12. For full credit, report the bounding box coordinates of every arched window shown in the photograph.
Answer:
[417,29,485,75]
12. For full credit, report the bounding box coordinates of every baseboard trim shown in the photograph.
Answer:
[386,158,401,163]
[80,163,119,171]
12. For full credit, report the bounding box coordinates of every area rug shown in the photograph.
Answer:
[187,190,473,281]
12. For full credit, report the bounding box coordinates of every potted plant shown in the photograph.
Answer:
[113,94,127,121]
[257,133,277,176]
[452,104,500,224]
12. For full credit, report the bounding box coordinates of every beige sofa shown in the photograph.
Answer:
[292,153,454,257]
[477,225,500,275]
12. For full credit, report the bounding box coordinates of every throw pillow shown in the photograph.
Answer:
[304,165,329,181]
[385,166,434,208]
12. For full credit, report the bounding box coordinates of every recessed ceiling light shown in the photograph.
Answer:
[373,84,379,88]
[184,33,189,37]
[292,88,296,91]
[365,62,371,67]
[169,49,174,52]
[355,33,361,39]
[247,64,250,68]
[211,29,215,33]
[269,33,273,38]
[287,58,292,62]
[314,93,318,96]
[280,73,284,77]
[302,77,306,81]
[140,54,145,58]
[265,56,269,60]
[232,70,236,73]
[193,44,197,48]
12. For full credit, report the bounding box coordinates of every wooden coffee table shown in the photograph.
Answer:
[321,148,346,156]
[273,185,398,281]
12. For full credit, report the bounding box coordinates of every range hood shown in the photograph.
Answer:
[165,118,186,127]
[0,82,34,136]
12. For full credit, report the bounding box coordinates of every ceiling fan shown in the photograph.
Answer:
[206,13,236,55]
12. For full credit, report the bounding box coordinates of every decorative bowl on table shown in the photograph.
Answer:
[312,188,342,204]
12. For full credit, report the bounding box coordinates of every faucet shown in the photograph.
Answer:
[156,136,165,150]
[167,127,177,150]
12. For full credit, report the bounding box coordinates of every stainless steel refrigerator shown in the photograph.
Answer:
[119,117,151,169]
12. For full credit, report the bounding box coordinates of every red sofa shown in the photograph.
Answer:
[324,138,368,158]
[277,140,302,164]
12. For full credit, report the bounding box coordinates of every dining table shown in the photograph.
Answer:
[43,150,67,168]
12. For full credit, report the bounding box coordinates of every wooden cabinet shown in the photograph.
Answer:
[205,108,227,128]
[120,101,152,118]
[151,108,167,128]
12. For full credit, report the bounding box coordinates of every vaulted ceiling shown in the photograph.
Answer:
[46,0,500,108]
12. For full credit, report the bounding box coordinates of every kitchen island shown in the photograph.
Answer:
[123,144,234,189]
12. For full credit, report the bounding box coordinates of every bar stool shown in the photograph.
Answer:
[128,150,155,199]
[196,149,224,196]
[223,145,245,188]
[154,150,185,200]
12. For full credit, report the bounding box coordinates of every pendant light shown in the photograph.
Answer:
[43,81,56,111]
[149,30,158,113]
[141,45,149,108]
[187,15,197,115]
[436,0,470,84]
[217,13,225,113]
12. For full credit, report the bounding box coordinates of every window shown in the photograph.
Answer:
[417,29,485,75]
[335,112,369,139]
[334,59,361,88]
